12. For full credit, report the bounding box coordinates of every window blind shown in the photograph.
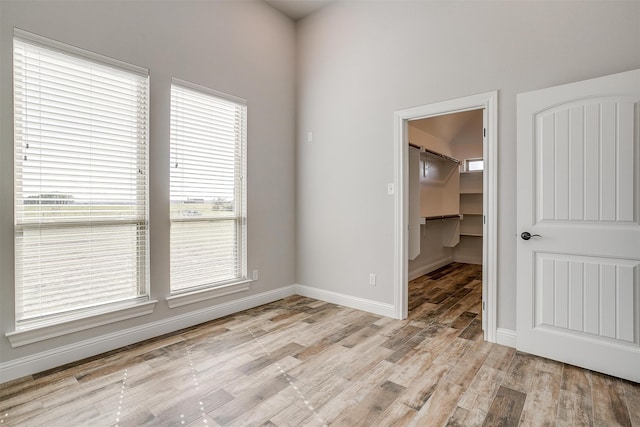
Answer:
[13,33,149,324]
[170,82,247,293]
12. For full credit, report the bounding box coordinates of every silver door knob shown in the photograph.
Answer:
[521,232,541,240]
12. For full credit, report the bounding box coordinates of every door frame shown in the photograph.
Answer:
[393,91,498,342]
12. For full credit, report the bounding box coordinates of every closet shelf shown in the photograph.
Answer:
[423,214,461,221]
[410,144,460,185]
[409,144,460,164]
[460,232,483,237]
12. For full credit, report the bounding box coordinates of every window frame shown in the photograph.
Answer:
[9,29,153,342]
[168,78,249,303]
[464,157,484,172]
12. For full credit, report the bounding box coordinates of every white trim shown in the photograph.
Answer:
[408,256,453,281]
[0,285,296,384]
[496,328,517,348]
[393,91,499,343]
[171,77,247,105]
[295,284,396,318]
[6,300,158,348]
[393,113,408,319]
[166,280,253,308]
[13,28,149,76]
[452,255,482,265]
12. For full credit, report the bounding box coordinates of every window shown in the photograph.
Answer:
[170,80,247,293]
[465,158,484,172]
[13,31,149,326]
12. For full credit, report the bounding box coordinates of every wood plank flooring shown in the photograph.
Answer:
[1,263,639,426]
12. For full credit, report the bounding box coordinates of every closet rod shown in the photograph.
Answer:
[408,143,460,164]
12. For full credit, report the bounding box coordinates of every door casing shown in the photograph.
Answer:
[393,91,498,343]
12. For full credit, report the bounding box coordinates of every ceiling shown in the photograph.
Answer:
[410,110,482,144]
[263,0,336,20]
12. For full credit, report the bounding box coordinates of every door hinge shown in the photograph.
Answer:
[483,215,486,225]
[482,301,486,311]
[483,128,486,138]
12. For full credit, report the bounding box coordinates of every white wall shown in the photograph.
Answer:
[408,221,453,280]
[296,1,640,330]
[0,1,296,370]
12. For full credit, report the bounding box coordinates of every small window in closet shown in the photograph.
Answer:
[465,158,484,172]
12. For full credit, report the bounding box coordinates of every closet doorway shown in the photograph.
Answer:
[408,110,484,338]
[393,91,497,342]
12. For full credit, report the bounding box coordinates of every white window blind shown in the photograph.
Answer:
[13,32,149,325]
[170,81,247,293]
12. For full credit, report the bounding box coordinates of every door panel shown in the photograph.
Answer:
[535,253,638,343]
[537,98,639,223]
[517,69,640,382]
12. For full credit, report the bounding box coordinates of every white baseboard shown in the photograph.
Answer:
[452,255,482,265]
[295,284,396,318]
[3,280,499,384]
[496,328,516,348]
[408,256,453,281]
[0,285,296,384]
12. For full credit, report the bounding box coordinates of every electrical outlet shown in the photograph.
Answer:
[252,269,259,281]
[369,273,376,286]
[387,183,395,195]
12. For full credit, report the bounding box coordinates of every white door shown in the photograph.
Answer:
[516,69,640,382]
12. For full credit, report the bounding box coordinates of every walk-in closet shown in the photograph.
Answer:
[407,109,485,333]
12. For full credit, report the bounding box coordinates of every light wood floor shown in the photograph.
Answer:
[1,263,639,426]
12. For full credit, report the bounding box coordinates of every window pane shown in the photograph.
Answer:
[466,159,484,171]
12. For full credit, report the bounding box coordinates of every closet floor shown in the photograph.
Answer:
[2,263,638,426]
[408,262,482,338]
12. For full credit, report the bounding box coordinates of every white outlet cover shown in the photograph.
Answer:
[369,273,376,285]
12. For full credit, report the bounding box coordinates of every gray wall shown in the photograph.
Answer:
[0,1,296,365]
[295,1,640,330]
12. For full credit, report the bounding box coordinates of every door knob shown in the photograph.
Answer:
[521,232,541,240]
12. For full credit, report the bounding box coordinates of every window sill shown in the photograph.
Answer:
[5,300,158,348]
[166,280,253,309]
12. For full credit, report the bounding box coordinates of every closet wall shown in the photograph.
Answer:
[450,122,483,265]
[408,149,457,279]
[407,110,483,280]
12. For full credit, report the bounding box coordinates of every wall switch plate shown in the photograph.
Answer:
[307,131,313,142]
[369,273,376,286]
[252,269,259,281]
